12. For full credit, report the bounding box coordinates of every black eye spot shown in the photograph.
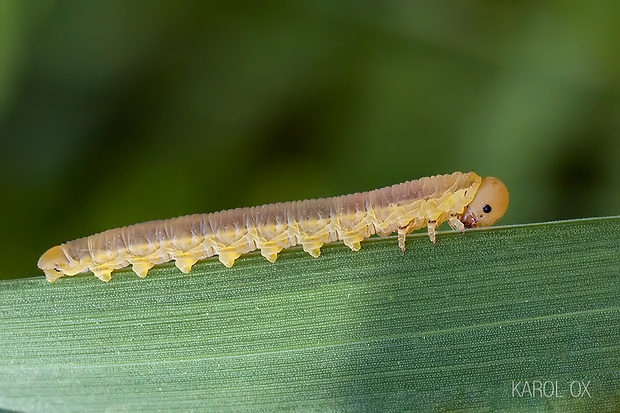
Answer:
[482,204,492,213]
[54,267,61,272]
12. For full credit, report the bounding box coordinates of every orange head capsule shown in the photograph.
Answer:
[37,245,71,282]
[461,177,509,228]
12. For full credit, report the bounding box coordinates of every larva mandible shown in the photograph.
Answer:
[38,171,509,283]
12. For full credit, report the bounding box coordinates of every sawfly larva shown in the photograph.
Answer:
[38,171,509,282]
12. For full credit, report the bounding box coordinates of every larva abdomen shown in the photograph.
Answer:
[38,171,510,282]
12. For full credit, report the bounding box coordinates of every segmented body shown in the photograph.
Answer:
[40,172,485,282]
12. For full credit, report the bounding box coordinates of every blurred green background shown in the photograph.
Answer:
[1,1,619,280]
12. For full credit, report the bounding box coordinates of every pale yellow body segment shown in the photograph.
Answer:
[38,172,509,283]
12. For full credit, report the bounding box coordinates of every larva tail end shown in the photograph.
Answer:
[45,273,59,283]
[38,245,71,282]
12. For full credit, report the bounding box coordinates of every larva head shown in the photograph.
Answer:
[37,246,70,282]
[461,177,509,228]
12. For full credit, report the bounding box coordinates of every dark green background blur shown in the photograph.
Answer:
[1,1,619,280]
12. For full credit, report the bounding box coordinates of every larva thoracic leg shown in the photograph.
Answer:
[398,218,420,254]
[426,220,438,245]
[38,172,510,282]
[448,215,466,234]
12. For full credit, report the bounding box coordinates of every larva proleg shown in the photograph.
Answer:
[38,172,509,282]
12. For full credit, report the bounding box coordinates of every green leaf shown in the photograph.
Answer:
[1,217,619,412]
